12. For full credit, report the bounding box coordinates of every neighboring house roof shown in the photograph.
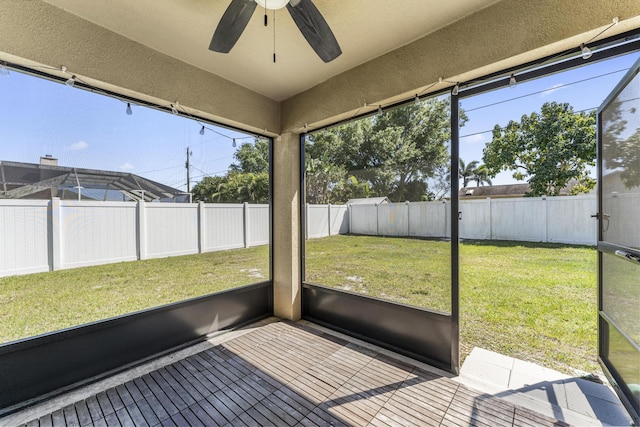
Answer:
[602,169,639,193]
[0,160,184,202]
[459,184,531,199]
[458,180,590,199]
[347,196,391,205]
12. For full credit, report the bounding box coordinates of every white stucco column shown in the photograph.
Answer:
[272,132,301,320]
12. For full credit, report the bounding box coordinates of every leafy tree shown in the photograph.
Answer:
[473,164,492,187]
[306,97,464,202]
[223,172,269,203]
[483,102,596,196]
[329,175,371,204]
[459,159,479,187]
[305,154,346,204]
[601,99,639,189]
[229,138,269,174]
[192,175,226,203]
[193,139,270,203]
[615,128,640,188]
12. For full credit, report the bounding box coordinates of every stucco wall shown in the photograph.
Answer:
[281,0,640,132]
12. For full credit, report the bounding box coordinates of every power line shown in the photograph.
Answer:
[460,105,599,140]
[458,64,636,140]
[194,155,234,167]
[137,164,183,174]
[462,68,628,113]
[191,167,231,178]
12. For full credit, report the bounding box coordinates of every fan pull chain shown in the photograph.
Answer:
[273,9,277,63]
[264,0,267,26]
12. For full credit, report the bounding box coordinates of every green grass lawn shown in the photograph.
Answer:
[305,235,599,375]
[0,247,270,343]
[0,235,599,376]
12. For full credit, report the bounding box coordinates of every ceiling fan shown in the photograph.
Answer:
[209,0,342,63]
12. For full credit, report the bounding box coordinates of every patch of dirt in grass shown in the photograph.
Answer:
[247,269,265,279]
[337,276,367,293]
[380,291,408,303]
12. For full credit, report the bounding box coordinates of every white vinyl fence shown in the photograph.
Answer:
[305,204,349,238]
[0,195,601,278]
[458,195,597,245]
[0,199,269,278]
[306,195,598,246]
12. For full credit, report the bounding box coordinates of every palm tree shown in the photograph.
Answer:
[474,164,493,187]
[459,159,479,187]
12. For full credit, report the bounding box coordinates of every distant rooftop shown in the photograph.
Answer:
[347,196,391,205]
[0,160,185,202]
[458,180,589,199]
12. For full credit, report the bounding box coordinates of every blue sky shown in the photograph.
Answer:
[1,51,639,191]
[1,72,253,191]
[460,51,640,185]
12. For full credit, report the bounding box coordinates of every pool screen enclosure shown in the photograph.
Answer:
[597,56,640,425]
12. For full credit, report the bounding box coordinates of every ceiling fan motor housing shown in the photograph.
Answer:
[255,0,290,10]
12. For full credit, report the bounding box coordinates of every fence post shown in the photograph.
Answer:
[376,203,380,236]
[406,201,410,236]
[488,197,492,240]
[348,204,352,234]
[137,200,147,260]
[443,200,448,239]
[243,202,249,248]
[327,203,332,237]
[305,203,309,240]
[198,202,205,253]
[49,197,61,271]
[543,196,548,243]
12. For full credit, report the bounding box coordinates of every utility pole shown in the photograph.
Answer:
[185,147,192,193]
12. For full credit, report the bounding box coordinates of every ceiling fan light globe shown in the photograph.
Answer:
[255,0,289,10]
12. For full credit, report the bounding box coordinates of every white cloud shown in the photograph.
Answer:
[67,140,88,151]
[461,133,487,144]
[541,83,565,97]
[119,162,134,171]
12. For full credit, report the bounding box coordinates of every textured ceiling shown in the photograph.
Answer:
[42,0,499,101]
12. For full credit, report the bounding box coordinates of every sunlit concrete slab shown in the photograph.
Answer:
[459,347,633,426]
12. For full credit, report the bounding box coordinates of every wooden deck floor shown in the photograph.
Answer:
[19,321,570,426]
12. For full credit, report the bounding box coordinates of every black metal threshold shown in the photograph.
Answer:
[302,283,455,373]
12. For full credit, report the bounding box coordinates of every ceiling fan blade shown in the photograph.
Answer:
[209,0,257,53]
[286,0,342,63]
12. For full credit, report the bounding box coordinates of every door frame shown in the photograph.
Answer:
[596,57,640,425]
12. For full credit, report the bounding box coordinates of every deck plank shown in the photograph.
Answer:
[124,403,148,427]
[130,379,152,399]
[62,406,80,427]
[140,394,169,422]
[17,321,583,427]
[114,385,135,408]
[134,400,160,426]
[102,411,119,426]
[74,401,93,427]
[206,390,244,420]
[50,409,65,427]
[188,402,220,426]
[114,407,135,426]
[105,389,125,413]
[196,398,229,426]
[95,392,115,418]
[84,396,104,422]
[163,364,206,402]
